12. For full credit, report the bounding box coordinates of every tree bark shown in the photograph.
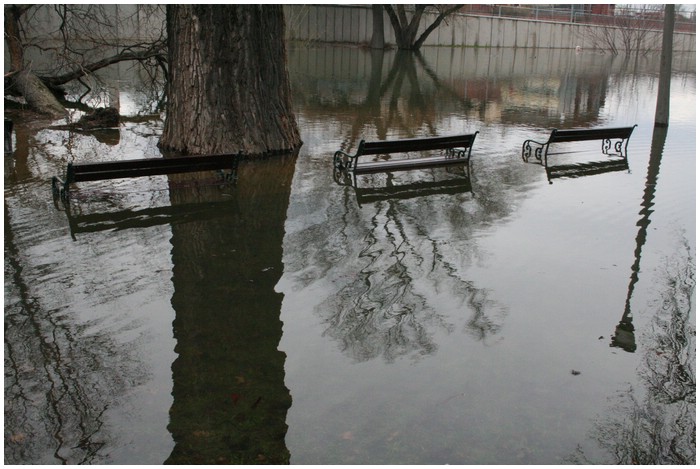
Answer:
[4,5,26,71]
[13,71,68,118]
[159,5,302,156]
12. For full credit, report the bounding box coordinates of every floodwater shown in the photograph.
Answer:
[4,46,695,464]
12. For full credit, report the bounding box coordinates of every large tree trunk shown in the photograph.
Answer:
[159,5,302,156]
[12,70,67,118]
[384,5,463,51]
[4,5,25,71]
[384,5,426,50]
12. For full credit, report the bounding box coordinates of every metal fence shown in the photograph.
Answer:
[463,4,696,33]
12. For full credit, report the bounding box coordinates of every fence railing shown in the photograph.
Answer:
[462,4,696,33]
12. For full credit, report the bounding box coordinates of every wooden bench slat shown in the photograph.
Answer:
[549,127,635,143]
[353,155,468,174]
[362,135,476,155]
[70,154,238,173]
[71,162,236,182]
[53,153,241,203]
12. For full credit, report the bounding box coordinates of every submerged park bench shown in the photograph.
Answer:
[333,133,479,176]
[52,153,240,202]
[521,125,637,166]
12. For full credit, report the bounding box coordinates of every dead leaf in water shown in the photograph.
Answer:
[341,431,354,440]
[8,433,26,444]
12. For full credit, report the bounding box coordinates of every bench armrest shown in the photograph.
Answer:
[52,163,75,203]
[333,140,365,171]
[522,139,548,163]
[601,129,635,157]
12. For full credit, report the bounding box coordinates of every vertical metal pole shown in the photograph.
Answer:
[655,4,675,127]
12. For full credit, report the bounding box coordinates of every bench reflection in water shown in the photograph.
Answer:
[334,165,472,206]
[64,200,236,239]
[57,172,238,239]
[544,158,630,183]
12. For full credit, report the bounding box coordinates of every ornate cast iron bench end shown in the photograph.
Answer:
[333,141,365,172]
[522,139,547,164]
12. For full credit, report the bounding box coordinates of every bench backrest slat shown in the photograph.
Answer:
[67,153,240,183]
[71,153,239,173]
[549,126,635,143]
[360,134,476,155]
[71,161,237,182]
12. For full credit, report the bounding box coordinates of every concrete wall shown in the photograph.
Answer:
[12,5,696,53]
[284,5,696,53]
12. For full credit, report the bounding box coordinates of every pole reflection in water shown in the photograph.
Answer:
[165,154,297,464]
[571,233,695,464]
[569,126,695,464]
[611,126,667,353]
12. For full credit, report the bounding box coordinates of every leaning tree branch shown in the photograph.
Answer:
[413,5,463,50]
[383,5,403,38]
[40,46,167,88]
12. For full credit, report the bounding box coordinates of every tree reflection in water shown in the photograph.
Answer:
[4,127,149,465]
[4,216,147,464]
[165,156,296,464]
[570,236,695,465]
[286,50,509,363]
[318,194,506,363]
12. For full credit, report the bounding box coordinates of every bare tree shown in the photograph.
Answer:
[383,4,464,51]
[617,5,665,55]
[585,4,665,55]
[4,5,167,116]
[5,5,65,117]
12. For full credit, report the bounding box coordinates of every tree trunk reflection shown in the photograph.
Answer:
[165,154,297,464]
